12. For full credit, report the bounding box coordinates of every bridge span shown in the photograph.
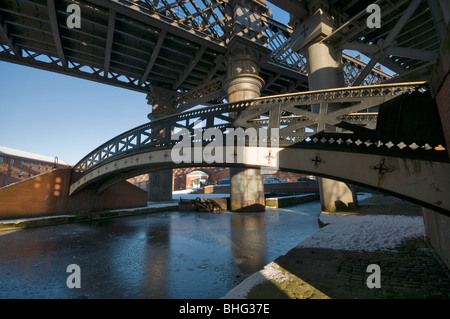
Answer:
[69,82,449,215]
[69,144,450,216]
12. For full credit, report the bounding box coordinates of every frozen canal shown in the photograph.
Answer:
[0,201,321,299]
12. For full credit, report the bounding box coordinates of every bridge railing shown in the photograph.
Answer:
[71,81,447,183]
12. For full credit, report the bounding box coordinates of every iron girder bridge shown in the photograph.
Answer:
[0,0,397,111]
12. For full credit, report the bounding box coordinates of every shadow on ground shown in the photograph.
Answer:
[246,194,449,299]
[248,237,450,299]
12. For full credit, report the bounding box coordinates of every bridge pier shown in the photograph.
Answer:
[147,107,174,202]
[147,169,173,202]
[229,168,265,212]
[225,72,266,211]
[224,35,270,212]
[291,2,358,212]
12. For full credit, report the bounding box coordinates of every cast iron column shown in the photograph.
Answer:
[224,0,271,212]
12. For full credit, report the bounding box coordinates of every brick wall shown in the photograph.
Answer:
[173,167,230,190]
[0,168,72,218]
[0,168,148,219]
[191,180,319,195]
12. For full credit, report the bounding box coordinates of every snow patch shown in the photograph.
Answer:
[297,212,425,252]
[0,145,69,165]
[0,215,75,224]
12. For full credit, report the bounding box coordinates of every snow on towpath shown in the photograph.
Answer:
[223,207,426,299]
[297,212,426,252]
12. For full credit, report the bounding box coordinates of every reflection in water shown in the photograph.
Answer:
[0,201,321,298]
[231,213,266,277]
[145,222,171,298]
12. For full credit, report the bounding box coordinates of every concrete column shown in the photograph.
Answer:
[148,169,173,202]
[224,37,269,212]
[229,167,265,212]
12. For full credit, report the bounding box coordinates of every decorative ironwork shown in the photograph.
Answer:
[0,47,153,93]
[342,55,392,86]
[71,81,445,183]
[370,159,393,177]
[171,76,226,110]
[311,154,325,168]
[116,0,229,41]
[232,82,429,141]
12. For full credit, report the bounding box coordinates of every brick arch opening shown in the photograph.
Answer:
[173,167,230,191]
[186,170,209,189]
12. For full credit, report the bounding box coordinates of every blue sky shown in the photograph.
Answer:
[0,61,149,165]
[0,4,288,165]
[0,3,376,165]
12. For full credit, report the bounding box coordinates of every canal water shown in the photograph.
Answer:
[0,201,321,299]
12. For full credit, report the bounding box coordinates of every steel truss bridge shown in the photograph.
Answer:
[1,1,449,215]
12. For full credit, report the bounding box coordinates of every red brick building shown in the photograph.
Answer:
[0,146,70,188]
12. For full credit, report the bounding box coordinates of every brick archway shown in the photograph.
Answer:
[173,167,230,191]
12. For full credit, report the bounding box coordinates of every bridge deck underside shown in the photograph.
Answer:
[0,0,311,99]
[0,0,400,108]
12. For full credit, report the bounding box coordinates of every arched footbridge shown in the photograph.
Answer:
[70,82,450,216]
